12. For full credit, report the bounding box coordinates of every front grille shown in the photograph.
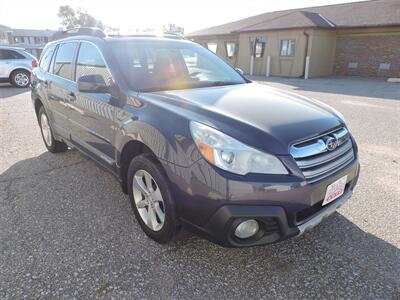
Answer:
[290,127,354,183]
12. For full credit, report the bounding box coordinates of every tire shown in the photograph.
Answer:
[127,153,180,244]
[38,106,68,153]
[10,69,30,88]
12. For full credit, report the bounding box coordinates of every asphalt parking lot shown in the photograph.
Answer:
[0,77,399,299]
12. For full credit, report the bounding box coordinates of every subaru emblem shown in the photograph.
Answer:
[325,137,338,151]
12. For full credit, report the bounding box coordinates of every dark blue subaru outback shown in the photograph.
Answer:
[31,28,359,247]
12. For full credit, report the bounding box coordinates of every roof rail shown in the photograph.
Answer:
[107,33,155,38]
[107,31,185,40]
[162,32,185,40]
[51,27,106,41]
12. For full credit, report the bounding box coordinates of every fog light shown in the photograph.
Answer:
[234,219,259,239]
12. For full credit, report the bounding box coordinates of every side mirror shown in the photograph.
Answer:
[235,68,244,75]
[77,74,109,93]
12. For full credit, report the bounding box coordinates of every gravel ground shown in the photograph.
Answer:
[0,77,399,299]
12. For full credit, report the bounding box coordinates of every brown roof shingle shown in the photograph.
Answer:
[187,0,400,36]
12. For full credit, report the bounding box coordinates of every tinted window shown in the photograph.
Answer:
[53,42,78,80]
[0,49,25,59]
[75,43,112,85]
[112,41,246,92]
[49,46,58,74]
[39,44,56,71]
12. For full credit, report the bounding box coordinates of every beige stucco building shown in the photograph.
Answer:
[187,0,400,78]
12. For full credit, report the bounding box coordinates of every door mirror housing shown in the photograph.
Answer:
[235,68,244,75]
[77,74,109,93]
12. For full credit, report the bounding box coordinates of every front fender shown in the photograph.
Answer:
[114,104,198,168]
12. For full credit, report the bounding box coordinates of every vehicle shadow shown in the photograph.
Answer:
[0,84,29,98]
[249,75,400,101]
[1,151,399,298]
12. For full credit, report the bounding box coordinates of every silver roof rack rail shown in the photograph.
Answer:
[162,32,185,40]
[107,31,184,40]
[51,27,106,41]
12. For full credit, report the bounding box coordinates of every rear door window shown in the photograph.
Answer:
[0,49,25,59]
[39,44,56,71]
[49,45,58,74]
[53,42,78,81]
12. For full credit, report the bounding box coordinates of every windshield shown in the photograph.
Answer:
[111,40,247,92]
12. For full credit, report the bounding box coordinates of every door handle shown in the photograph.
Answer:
[65,92,76,102]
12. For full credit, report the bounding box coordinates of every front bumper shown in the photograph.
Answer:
[184,188,354,248]
[296,189,351,236]
[177,160,360,247]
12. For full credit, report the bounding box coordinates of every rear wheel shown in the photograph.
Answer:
[10,70,30,88]
[38,106,68,153]
[127,154,180,244]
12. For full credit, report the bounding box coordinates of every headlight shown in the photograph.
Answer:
[190,121,288,175]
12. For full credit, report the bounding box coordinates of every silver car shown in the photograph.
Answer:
[0,46,37,88]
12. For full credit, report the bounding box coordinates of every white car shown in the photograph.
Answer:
[0,46,38,88]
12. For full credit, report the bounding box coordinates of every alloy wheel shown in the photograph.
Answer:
[40,113,52,147]
[132,169,166,231]
[14,72,29,87]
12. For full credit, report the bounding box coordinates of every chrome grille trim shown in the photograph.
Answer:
[296,139,352,168]
[290,139,327,159]
[302,150,354,179]
[290,127,355,183]
[290,127,349,159]
[332,127,349,145]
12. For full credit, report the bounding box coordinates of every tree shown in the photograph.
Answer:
[58,5,77,29]
[57,5,105,30]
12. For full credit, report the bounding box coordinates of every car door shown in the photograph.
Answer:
[0,50,9,77]
[67,42,116,166]
[34,43,57,104]
[0,49,22,78]
[46,42,79,139]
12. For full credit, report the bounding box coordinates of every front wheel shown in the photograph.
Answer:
[38,106,68,153]
[127,154,180,244]
[10,70,30,88]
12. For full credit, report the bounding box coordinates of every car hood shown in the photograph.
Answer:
[143,83,343,154]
